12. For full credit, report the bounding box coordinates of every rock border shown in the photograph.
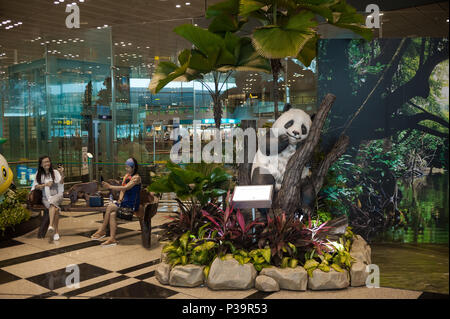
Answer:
[157,236,372,291]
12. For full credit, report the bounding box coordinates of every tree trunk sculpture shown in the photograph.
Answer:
[274,93,350,215]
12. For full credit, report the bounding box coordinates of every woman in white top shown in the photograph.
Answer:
[31,156,64,242]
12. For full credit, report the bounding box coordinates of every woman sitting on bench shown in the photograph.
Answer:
[31,156,64,242]
[91,157,141,247]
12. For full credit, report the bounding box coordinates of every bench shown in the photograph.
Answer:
[27,185,159,248]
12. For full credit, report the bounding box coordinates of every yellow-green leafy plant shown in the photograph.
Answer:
[0,190,31,234]
[162,224,219,273]
[303,227,355,277]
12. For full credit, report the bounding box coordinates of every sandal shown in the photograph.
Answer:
[101,238,118,247]
[91,232,106,240]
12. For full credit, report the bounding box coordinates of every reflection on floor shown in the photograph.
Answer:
[0,195,446,299]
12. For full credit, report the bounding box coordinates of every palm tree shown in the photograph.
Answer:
[149,1,271,129]
[239,0,373,118]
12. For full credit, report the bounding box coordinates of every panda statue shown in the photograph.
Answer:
[251,103,313,218]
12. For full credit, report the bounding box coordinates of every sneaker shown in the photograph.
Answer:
[47,226,55,243]
[53,233,60,241]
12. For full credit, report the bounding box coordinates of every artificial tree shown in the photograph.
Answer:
[149,0,271,129]
[237,0,373,119]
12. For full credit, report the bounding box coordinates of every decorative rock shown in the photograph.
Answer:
[260,267,307,291]
[350,235,371,264]
[155,262,171,285]
[350,261,369,287]
[255,275,280,292]
[207,256,257,290]
[169,264,205,287]
[308,269,349,290]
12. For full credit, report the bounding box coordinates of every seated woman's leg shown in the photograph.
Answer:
[91,203,116,239]
[48,205,56,230]
[102,205,119,245]
[52,205,60,233]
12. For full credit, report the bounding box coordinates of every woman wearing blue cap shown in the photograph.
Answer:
[91,157,141,246]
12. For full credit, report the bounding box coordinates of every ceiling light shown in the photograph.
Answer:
[176,4,181,8]
[186,2,190,5]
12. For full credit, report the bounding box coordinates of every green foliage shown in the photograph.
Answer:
[231,247,276,271]
[257,212,304,267]
[0,190,31,233]
[303,227,355,277]
[148,161,231,206]
[13,188,29,204]
[238,0,372,65]
[150,161,232,239]
[320,140,410,216]
[316,209,333,223]
[149,22,271,94]
[162,231,218,269]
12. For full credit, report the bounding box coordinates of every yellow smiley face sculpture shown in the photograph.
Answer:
[0,138,13,195]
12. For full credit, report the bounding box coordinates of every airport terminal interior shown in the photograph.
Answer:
[0,0,448,300]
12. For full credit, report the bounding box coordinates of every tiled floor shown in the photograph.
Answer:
[0,196,443,299]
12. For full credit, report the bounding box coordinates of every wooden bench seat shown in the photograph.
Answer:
[27,186,159,248]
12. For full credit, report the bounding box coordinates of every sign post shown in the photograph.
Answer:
[232,185,273,239]
[232,185,273,211]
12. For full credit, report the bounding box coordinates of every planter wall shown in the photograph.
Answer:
[157,237,372,292]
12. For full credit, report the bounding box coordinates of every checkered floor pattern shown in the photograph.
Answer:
[0,195,444,299]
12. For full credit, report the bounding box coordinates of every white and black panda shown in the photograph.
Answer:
[251,103,313,193]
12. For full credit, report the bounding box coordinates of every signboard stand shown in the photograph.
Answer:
[232,185,274,240]
[232,185,273,210]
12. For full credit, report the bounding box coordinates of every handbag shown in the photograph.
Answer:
[28,189,43,205]
[88,195,104,207]
[116,206,135,221]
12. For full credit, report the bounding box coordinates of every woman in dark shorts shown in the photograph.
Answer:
[91,157,141,246]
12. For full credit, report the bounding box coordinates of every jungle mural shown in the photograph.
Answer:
[317,38,449,243]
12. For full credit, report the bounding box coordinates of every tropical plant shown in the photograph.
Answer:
[257,212,305,267]
[224,247,272,271]
[149,0,271,128]
[162,229,218,276]
[238,0,373,118]
[149,161,231,206]
[13,188,29,204]
[201,191,265,251]
[0,190,31,234]
[149,161,232,239]
[302,226,355,277]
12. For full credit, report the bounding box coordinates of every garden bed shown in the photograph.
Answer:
[156,234,372,292]
[0,211,42,241]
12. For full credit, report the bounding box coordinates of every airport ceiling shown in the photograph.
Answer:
[0,0,448,71]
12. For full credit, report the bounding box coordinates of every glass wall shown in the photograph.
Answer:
[0,18,318,186]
